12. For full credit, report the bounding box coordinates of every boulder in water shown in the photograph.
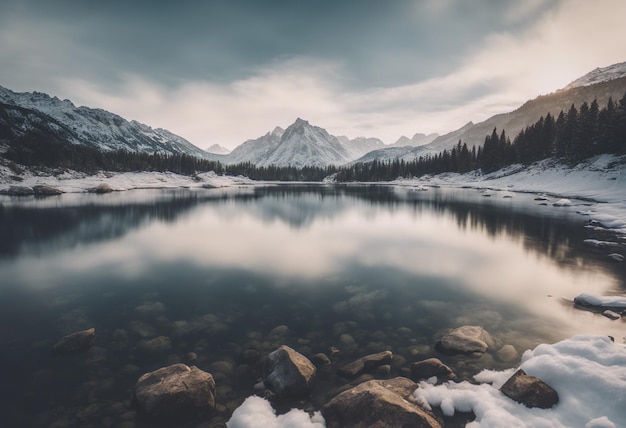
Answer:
[134,363,216,423]
[52,328,95,356]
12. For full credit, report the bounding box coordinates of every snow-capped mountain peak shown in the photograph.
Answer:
[563,61,626,90]
[0,85,212,159]
[205,144,231,155]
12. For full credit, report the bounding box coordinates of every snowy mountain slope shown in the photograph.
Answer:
[355,61,626,165]
[258,118,350,168]
[227,126,285,164]
[563,61,626,90]
[0,85,213,159]
[339,136,385,159]
[407,74,626,160]
[206,144,231,155]
[390,133,439,148]
[351,123,472,164]
[226,119,384,167]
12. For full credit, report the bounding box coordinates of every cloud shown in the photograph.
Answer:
[2,0,625,149]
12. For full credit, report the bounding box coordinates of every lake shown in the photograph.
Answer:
[0,185,624,427]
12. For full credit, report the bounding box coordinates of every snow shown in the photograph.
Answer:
[413,335,626,428]
[0,85,211,159]
[226,396,325,428]
[396,155,626,234]
[573,293,626,309]
[0,170,252,193]
[563,61,626,90]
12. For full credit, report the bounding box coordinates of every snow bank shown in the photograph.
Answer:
[413,336,626,428]
[226,396,325,428]
[397,155,626,234]
[0,170,252,193]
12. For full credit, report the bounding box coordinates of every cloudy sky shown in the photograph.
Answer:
[1,0,625,149]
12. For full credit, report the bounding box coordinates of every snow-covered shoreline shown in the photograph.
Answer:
[2,154,625,234]
[395,154,626,234]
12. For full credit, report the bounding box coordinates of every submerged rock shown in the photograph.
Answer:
[322,377,441,428]
[134,363,216,423]
[338,351,393,377]
[264,345,316,398]
[496,344,519,363]
[499,369,559,409]
[436,326,493,355]
[410,358,455,380]
[52,328,95,356]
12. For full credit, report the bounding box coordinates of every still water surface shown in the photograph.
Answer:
[0,185,624,427]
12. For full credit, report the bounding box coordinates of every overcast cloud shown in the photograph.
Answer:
[1,0,625,148]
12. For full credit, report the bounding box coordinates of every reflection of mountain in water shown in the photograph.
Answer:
[0,186,596,274]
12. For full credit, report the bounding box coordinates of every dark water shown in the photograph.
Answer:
[0,185,624,427]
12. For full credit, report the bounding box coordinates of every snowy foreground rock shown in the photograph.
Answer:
[413,335,626,427]
[227,336,626,427]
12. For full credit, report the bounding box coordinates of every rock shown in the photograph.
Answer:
[134,363,215,423]
[52,328,95,355]
[338,351,393,377]
[608,253,625,262]
[241,348,261,364]
[264,345,316,398]
[376,365,391,376]
[33,185,63,195]
[312,353,331,366]
[499,369,559,409]
[584,239,620,249]
[573,293,626,311]
[4,185,34,196]
[436,326,493,355]
[89,183,114,193]
[496,345,519,363]
[602,310,621,320]
[410,358,455,380]
[138,336,172,353]
[322,377,441,428]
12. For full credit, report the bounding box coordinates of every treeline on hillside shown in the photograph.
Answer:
[2,130,337,180]
[336,91,626,181]
[2,92,625,181]
[3,130,225,175]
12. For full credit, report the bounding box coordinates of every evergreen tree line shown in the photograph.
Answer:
[2,130,337,180]
[337,91,626,180]
[2,91,625,181]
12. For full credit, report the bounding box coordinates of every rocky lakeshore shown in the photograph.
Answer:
[40,314,585,428]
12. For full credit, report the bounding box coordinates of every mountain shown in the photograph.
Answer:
[256,118,350,168]
[0,86,212,159]
[227,119,361,167]
[227,126,285,165]
[338,136,386,159]
[355,61,626,164]
[390,133,439,147]
[563,61,626,90]
[205,144,231,155]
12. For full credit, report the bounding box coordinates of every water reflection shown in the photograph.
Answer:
[0,185,624,427]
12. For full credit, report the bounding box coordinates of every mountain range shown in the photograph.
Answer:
[0,86,212,160]
[1,61,625,169]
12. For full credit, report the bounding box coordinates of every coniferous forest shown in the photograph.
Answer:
[2,92,626,182]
